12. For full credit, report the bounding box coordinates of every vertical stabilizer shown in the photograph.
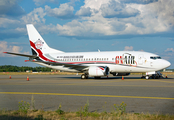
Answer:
[26,24,64,56]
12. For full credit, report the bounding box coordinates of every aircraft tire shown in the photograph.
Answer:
[81,74,86,79]
[146,76,149,80]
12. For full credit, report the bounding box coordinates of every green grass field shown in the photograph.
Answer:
[0,108,174,120]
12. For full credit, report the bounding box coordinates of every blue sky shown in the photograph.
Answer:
[0,0,174,68]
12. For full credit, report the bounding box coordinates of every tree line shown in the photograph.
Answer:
[0,65,52,72]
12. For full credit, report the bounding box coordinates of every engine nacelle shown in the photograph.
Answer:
[112,72,130,76]
[88,66,109,76]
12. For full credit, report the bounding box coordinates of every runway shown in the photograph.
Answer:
[0,74,174,114]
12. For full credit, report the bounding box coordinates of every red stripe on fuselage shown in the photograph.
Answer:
[30,41,55,62]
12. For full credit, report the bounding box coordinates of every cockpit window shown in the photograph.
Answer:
[150,56,161,60]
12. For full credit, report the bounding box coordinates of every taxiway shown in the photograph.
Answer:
[0,74,174,114]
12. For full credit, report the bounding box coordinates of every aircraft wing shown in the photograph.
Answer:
[4,52,88,71]
[3,52,38,58]
[33,60,89,71]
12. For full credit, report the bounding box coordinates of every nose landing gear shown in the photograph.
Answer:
[141,71,164,79]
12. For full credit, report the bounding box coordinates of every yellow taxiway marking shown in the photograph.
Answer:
[0,83,174,88]
[0,92,174,100]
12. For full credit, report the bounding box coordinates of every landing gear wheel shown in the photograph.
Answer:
[146,76,149,80]
[81,74,86,79]
[81,74,88,79]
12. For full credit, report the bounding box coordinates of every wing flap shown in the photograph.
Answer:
[33,60,88,70]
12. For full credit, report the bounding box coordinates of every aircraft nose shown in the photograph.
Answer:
[164,60,171,68]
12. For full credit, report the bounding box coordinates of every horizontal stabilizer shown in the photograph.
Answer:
[3,52,38,58]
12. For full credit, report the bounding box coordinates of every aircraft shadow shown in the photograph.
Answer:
[58,76,141,80]
[57,76,173,80]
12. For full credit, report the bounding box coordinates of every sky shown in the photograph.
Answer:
[0,0,174,68]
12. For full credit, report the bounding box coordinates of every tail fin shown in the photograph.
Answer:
[26,24,64,56]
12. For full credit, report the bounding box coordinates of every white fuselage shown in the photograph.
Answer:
[35,51,171,73]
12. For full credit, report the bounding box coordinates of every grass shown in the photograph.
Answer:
[0,110,174,120]
[0,99,174,120]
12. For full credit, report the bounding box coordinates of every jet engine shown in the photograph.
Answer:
[111,72,130,76]
[88,66,109,76]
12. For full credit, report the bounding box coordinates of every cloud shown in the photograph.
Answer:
[45,4,75,19]
[164,48,174,56]
[53,20,119,37]
[0,0,25,17]
[0,6,46,40]
[124,46,133,51]
[75,7,92,17]
[121,0,158,4]
[0,17,26,39]
[49,0,174,39]
[33,0,58,6]
[0,41,22,57]
[83,0,111,10]
[165,48,174,52]
[101,0,140,18]
[0,18,21,28]
[21,7,46,24]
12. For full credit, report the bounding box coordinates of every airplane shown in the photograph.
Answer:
[4,24,171,79]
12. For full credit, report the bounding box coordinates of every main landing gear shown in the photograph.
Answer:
[81,74,88,79]
[145,76,149,80]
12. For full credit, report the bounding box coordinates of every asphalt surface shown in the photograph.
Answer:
[0,74,174,114]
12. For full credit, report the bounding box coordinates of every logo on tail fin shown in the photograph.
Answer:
[35,39,44,50]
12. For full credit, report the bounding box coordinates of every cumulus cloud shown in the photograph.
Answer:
[83,0,111,10]
[121,0,158,4]
[124,46,133,51]
[21,7,46,24]
[0,17,26,40]
[0,41,22,57]
[101,0,140,18]
[50,0,174,39]
[75,7,92,17]
[0,0,25,17]
[165,48,174,52]
[33,0,58,6]
[0,6,46,40]
[164,48,174,56]
[0,18,21,28]
[45,4,75,19]
[53,19,119,37]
